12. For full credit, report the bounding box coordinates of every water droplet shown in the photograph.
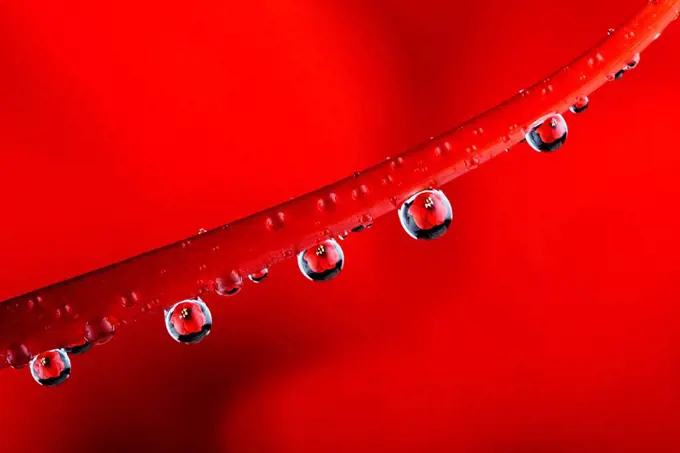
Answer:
[165,299,212,344]
[215,271,243,296]
[390,157,404,169]
[84,317,116,345]
[609,69,625,81]
[525,114,568,152]
[608,28,616,35]
[30,349,71,387]
[351,214,373,232]
[337,231,349,241]
[298,239,344,281]
[6,344,32,369]
[653,32,661,41]
[198,228,207,235]
[317,193,338,212]
[570,96,590,114]
[625,53,640,70]
[352,171,361,178]
[248,268,269,283]
[265,212,285,231]
[398,189,453,240]
[63,340,92,355]
[351,185,369,200]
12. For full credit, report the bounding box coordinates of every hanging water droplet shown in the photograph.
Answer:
[625,53,640,70]
[398,189,453,240]
[337,231,349,241]
[198,228,207,235]
[30,349,71,387]
[84,317,116,345]
[525,114,568,152]
[610,69,625,81]
[248,268,269,283]
[297,239,345,281]
[165,298,212,344]
[63,340,92,355]
[6,343,32,369]
[570,96,590,114]
[351,214,373,232]
[215,271,243,296]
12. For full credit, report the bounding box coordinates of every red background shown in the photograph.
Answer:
[1,1,680,452]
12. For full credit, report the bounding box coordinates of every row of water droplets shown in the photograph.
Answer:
[15,45,646,387]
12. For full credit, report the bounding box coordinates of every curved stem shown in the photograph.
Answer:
[1,0,678,371]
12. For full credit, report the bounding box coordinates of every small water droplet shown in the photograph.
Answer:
[248,268,269,283]
[297,239,345,281]
[63,340,92,355]
[525,114,568,152]
[317,193,338,212]
[30,349,71,387]
[352,214,374,232]
[85,317,116,345]
[351,185,369,200]
[265,212,285,231]
[165,299,212,344]
[570,96,590,114]
[390,157,404,169]
[608,28,616,35]
[398,189,453,240]
[337,231,349,241]
[352,171,360,178]
[6,344,32,369]
[198,228,207,235]
[215,271,243,296]
[609,69,625,81]
[653,32,662,41]
[625,53,640,70]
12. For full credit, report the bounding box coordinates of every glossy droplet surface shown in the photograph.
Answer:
[6,344,32,369]
[248,268,269,283]
[30,349,71,387]
[298,239,345,281]
[85,317,116,345]
[215,272,243,296]
[525,114,568,152]
[63,340,92,355]
[165,299,212,344]
[570,96,590,114]
[625,53,640,70]
[398,189,453,240]
[351,214,374,233]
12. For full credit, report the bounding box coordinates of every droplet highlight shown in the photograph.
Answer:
[398,189,453,240]
[298,239,345,281]
[165,298,212,344]
[30,349,71,387]
[525,114,568,152]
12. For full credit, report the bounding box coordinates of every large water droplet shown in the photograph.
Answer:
[398,189,453,240]
[215,271,243,296]
[570,96,590,114]
[248,268,269,283]
[30,349,71,387]
[165,298,212,344]
[525,114,568,152]
[298,239,345,281]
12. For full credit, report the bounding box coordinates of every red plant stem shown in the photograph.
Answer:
[1,0,678,371]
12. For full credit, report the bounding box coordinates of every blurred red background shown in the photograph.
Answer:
[1,1,679,452]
